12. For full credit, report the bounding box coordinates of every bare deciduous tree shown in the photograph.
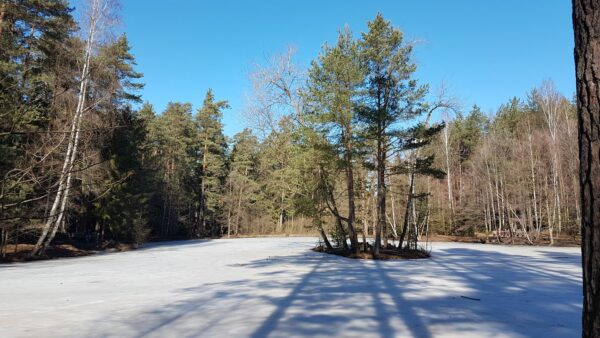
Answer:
[244,47,305,137]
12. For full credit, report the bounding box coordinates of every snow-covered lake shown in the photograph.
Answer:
[0,237,581,338]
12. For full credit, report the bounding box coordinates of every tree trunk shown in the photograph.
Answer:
[199,141,208,236]
[235,186,243,236]
[443,125,455,227]
[528,122,541,238]
[316,209,333,251]
[320,168,349,250]
[374,137,386,257]
[276,189,284,233]
[344,132,359,253]
[1,227,5,259]
[360,171,369,252]
[573,1,600,336]
[398,170,415,250]
[227,182,233,237]
[389,188,399,240]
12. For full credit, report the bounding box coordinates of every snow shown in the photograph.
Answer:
[0,238,582,338]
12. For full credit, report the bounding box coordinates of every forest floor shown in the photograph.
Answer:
[0,237,581,338]
[0,241,139,262]
[0,232,580,263]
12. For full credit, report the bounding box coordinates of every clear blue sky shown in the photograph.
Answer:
[116,0,574,137]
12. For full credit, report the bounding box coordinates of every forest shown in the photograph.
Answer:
[0,1,580,259]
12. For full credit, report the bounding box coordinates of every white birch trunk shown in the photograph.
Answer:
[31,0,102,256]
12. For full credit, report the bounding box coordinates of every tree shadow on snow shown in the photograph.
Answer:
[87,245,581,338]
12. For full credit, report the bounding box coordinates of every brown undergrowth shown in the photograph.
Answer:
[312,242,431,260]
[0,242,139,263]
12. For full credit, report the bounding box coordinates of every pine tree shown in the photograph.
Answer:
[226,129,260,236]
[306,27,364,253]
[257,118,298,234]
[292,123,339,249]
[195,89,229,236]
[94,107,154,244]
[0,0,75,248]
[452,106,488,164]
[573,0,600,335]
[150,102,197,238]
[358,14,428,255]
[395,121,446,249]
[82,34,146,244]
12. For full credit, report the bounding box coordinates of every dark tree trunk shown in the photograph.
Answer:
[199,142,208,237]
[344,131,360,253]
[573,1,600,336]
[374,136,386,257]
[319,226,333,250]
[399,171,415,250]
[320,167,349,250]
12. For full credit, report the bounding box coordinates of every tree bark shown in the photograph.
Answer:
[527,122,541,238]
[227,182,233,237]
[316,209,333,251]
[398,169,415,249]
[374,136,386,257]
[344,131,360,253]
[320,167,349,250]
[573,1,600,336]
[443,124,455,227]
[276,189,284,233]
[199,139,208,236]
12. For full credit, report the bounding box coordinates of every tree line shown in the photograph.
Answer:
[0,1,579,259]
[427,82,578,245]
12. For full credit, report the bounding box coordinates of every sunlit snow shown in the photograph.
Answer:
[0,238,581,338]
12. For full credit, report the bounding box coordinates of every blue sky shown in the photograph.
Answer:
[116,0,574,137]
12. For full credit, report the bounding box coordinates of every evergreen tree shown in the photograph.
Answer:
[195,89,229,236]
[94,107,154,244]
[81,34,149,243]
[225,129,260,236]
[395,121,446,249]
[257,118,298,233]
[150,102,197,238]
[292,123,339,249]
[0,0,75,232]
[358,14,428,255]
[451,106,489,165]
[306,27,365,253]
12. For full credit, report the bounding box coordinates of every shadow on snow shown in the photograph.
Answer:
[88,244,581,338]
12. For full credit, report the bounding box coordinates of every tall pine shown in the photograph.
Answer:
[196,89,229,236]
[306,28,365,252]
[358,14,428,255]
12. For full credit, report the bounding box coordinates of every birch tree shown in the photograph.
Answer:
[533,81,566,237]
[31,0,119,257]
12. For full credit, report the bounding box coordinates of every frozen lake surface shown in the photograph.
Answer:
[0,237,581,337]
